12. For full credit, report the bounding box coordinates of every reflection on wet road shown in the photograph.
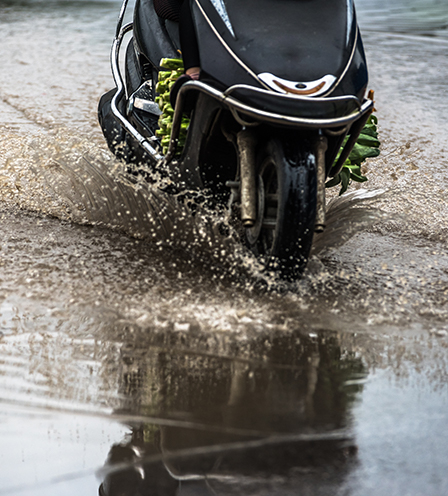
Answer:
[99,332,364,496]
[1,0,448,495]
[1,287,447,494]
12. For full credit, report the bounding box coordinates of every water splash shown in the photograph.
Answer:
[0,129,408,290]
[312,188,390,257]
[0,130,250,275]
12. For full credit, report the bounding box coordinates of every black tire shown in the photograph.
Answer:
[246,138,317,278]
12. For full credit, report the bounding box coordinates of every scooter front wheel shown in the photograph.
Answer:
[246,138,317,278]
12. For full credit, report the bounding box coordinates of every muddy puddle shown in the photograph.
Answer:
[0,0,448,494]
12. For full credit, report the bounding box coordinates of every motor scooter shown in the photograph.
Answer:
[98,0,374,278]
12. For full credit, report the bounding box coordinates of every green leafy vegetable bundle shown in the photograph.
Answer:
[326,113,380,195]
[155,58,190,155]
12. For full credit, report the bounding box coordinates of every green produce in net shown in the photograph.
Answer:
[155,58,190,156]
[326,112,380,195]
[155,59,380,193]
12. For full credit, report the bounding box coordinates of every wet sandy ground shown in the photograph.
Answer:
[0,1,448,494]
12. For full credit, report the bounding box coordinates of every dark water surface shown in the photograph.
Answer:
[1,0,448,494]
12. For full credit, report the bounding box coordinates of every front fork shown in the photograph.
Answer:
[231,129,328,233]
[236,129,258,227]
[315,134,328,233]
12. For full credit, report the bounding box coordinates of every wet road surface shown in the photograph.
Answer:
[1,0,448,494]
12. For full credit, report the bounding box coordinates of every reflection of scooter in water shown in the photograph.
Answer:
[99,332,365,495]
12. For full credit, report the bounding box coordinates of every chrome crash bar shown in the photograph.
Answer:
[110,10,163,162]
[166,81,374,161]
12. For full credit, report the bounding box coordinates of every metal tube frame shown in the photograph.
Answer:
[327,108,373,177]
[165,81,373,163]
[110,3,163,163]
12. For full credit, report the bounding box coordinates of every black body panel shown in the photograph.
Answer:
[133,0,367,99]
[195,0,357,83]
